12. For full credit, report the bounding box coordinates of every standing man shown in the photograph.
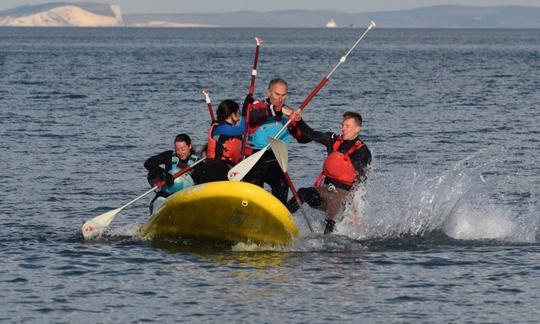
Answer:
[286,111,371,234]
[241,78,305,204]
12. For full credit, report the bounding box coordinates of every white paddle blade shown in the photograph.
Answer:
[228,149,266,181]
[369,20,376,29]
[81,207,121,240]
[268,137,289,173]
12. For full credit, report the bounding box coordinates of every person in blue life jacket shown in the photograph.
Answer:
[286,111,372,234]
[144,133,199,214]
[192,99,245,183]
[241,78,307,204]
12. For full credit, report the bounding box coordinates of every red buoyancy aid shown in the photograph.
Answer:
[242,99,304,157]
[316,136,365,187]
[207,123,242,165]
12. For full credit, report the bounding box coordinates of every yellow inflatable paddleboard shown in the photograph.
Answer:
[140,181,299,245]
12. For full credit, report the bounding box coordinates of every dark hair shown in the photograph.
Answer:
[343,111,363,126]
[268,78,288,90]
[174,133,192,145]
[216,99,240,123]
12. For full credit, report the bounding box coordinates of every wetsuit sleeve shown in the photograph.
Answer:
[295,119,334,150]
[144,150,172,174]
[212,119,245,137]
[350,146,372,180]
[285,118,311,144]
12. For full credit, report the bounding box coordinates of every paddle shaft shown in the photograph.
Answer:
[202,90,215,123]
[112,158,206,211]
[249,37,262,96]
[283,171,314,232]
[241,37,262,160]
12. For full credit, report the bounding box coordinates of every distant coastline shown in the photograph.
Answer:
[1,3,540,28]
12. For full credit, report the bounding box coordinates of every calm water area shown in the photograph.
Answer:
[1,27,539,322]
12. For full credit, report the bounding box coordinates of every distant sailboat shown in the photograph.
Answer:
[325,18,337,28]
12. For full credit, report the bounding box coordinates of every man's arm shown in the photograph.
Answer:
[350,146,372,180]
[294,118,334,149]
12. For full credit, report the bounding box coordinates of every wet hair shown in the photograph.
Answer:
[174,133,195,154]
[216,99,240,123]
[268,78,288,90]
[343,111,363,126]
[174,133,192,145]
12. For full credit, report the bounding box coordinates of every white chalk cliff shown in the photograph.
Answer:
[0,3,124,27]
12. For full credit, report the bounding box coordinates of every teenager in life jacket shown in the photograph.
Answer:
[192,99,244,183]
[286,111,371,234]
[144,133,199,213]
[242,78,306,204]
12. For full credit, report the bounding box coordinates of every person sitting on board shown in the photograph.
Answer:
[286,111,371,234]
[193,99,244,183]
[241,78,306,204]
[144,133,199,213]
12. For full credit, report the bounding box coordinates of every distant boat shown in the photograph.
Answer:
[325,18,337,28]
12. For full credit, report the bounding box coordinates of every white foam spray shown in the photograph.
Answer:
[337,150,538,243]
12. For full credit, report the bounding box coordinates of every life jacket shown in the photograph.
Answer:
[162,155,196,195]
[246,100,290,151]
[314,136,365,188]
[207,122,242,165]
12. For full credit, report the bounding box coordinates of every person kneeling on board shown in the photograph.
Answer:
[144,133,199,214]
[286,111,371,234]
[193,99,244,183]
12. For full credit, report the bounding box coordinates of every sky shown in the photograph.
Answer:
[1,0,539,14]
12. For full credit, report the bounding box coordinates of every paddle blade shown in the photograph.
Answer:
[81,207,121,240]
[269,137,288,172]
[228,149,266,181]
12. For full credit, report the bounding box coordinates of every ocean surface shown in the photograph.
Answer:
[1,27,539,322]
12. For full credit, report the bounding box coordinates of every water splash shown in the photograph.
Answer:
[338,150,538,243]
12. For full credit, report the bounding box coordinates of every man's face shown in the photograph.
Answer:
[341,118,361,140]
[175,141,192,160]
[266,82,288,108]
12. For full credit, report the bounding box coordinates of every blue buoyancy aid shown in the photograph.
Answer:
[249,117,291,150]
[161,155,197,195]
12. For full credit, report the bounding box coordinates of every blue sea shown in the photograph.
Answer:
[1,27,539,322]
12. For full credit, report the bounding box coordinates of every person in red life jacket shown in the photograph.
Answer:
[193,99,244,183]
[144,133,199,213]
[286,111,371,234]
[242,78,306,204]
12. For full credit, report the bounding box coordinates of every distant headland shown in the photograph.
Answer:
[1,2,539,28]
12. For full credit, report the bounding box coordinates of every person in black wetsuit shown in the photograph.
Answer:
[286,111,371,234]
[241,78,305,204]
[144,133,199,213]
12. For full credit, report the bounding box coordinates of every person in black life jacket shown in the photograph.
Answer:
[193,99,244,183]
[286,111,372,234]
[242,78,306,204]
[144,133,199,213]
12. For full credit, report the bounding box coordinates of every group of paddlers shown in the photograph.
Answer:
[144,35,372,234]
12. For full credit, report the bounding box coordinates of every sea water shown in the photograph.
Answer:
[0,27,539,322]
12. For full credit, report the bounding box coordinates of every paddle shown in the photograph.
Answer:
[81,158,206,240]
[240,37,263,160]
[269,138,314,232]
[228,21,376,181]
[202,89,215,123]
